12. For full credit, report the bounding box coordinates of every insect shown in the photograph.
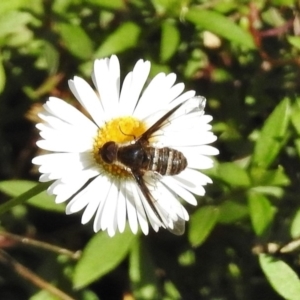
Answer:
[99,96,206,235]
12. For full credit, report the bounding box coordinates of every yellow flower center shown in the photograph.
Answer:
[93,116,147,178]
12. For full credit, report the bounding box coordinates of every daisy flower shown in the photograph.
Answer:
[32,55,218,237]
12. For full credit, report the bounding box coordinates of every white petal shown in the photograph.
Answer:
[43,97,97,132]
[174,168,211,196]
[125,182,139,234]
[117,182,127,233]
[196,145,219,156]
[136,187,162,232]
[37,132,93,151]
[118,59,151,116]
[100,180,119,236]
[107,183,119,237]
[33,152,93,172]
[158,132,217,147]
[129,182,149,235]
[47,179,61,195]
[92,56,120,120]
[37,118,96,142]
[177,145,219,157]
[134,73,171,119]
[93,176,113,232]
[61,175,102,214]
[36,137,92,153]
[159,113,210,134]
[151,180,188,222]
[186,154,215,170]
[38,113,74,131]
[81,175,107,224]
[39,174,52,182]
[68,77,105,126]
[140,92,199,142]
[59,167,100,185]
[161,176,197,206]
[168,91,197,109]
[65,185,91,214]
[52,174,94,203]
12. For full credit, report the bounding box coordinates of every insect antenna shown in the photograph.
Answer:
[118,125,137,140]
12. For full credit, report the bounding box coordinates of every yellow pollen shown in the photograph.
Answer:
[93,116,147,178]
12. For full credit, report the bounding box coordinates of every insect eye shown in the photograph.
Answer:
[99,141,117,164]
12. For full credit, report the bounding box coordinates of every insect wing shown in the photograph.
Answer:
[132,171,163,223]
[138,96,206,143]
[132,171,185,235]
[167,215,185,235]
[128,96,206,234]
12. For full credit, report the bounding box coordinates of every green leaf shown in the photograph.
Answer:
[94,22,141,58]
[41,41,60,74]
[57,23,93,59]
[272,0,297,4]
[30,287,98,300]
[218,201,248,224]
[29,289,61,300]
[0,11,32,39]
[291,103,300,135]
[73,227,136,288]
[259,254,300,300]
[290,208,300,239]
[178,249,196,266]
[0,0,27,16]
[250,166,290,187]
[164,280,181,300]
[5,26,32,47]
[188,206,219,247]
[160,21,180,62]
[185,9,255,49]
[250,186,284,198]
[0,180,64,213]
[217,163,251,188]
[295,139,300,158]
[248,192,276,236]
[287,36,300,50]
[151,0,184,15]
[129,239,158,300]
[252,98,290,169]
[0,55,5,93]
[86,0,126,10]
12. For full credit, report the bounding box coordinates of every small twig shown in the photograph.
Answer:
[0,231,81,260]
[259,19,294,38]
[0,249,75,300]
[252,238,300,255]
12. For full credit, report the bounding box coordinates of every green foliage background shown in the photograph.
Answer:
[0,0,300,299]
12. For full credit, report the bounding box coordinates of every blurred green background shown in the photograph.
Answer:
[0,0,300,299]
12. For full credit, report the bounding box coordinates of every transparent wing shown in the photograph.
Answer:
[132,171,186,235]
[138,96,206,144]
[167,215,185,235]
[128,97,205,234]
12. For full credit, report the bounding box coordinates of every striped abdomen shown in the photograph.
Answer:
[146,147,187,175]
[102,142,187,176]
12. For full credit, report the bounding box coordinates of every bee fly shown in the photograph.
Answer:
[99,96,206,235]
